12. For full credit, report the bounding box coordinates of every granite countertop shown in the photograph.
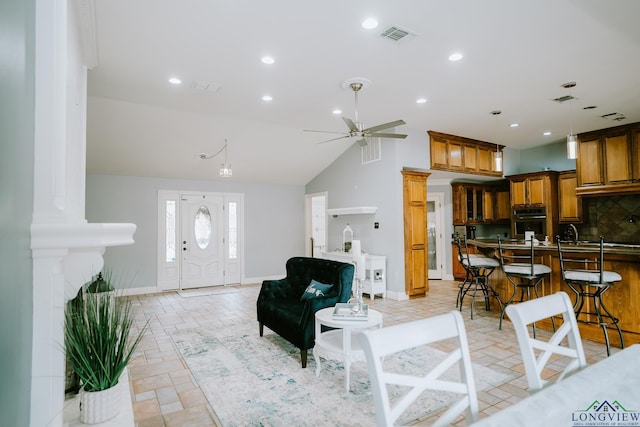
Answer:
[468,238,640,256]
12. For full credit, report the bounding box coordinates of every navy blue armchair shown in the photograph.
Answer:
[256,257,354,367]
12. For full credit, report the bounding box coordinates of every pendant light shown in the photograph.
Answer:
[197,138,233,178]
[219,139,232,178]
[564,81,578,159]
[491,110,503,173]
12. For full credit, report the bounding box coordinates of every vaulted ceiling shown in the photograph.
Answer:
[86,0,640,185]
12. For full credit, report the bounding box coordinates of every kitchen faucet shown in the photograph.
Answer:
[567,224,578,242]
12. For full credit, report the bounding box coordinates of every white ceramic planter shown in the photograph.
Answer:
[79,379,122,424]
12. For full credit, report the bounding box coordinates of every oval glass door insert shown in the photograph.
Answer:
[194,206,212,249]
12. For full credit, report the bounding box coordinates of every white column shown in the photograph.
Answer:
[31,1,135,426]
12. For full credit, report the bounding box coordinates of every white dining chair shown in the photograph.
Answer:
[505,291,587,392]
[357,310,478,427]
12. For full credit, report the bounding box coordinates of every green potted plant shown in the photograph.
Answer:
[64,271,147,424]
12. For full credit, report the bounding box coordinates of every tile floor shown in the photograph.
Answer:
[123,280,615,426]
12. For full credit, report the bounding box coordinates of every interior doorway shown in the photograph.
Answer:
[427,192,445,279]
[305,192,328,257]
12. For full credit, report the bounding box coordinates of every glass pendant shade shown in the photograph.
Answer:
[494,150,503,172]
[567,134,578,159]
[219,164,232,177]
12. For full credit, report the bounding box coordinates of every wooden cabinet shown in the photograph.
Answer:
[495,188,511,222]
[482,188,494,222]
[452,181,510,225]
[452,183,466,225]
[428,130,504,177]
[558,170,582,223]
[507,171,559,240]
[508,172,557,208]
[576,122,640,196]
[402,170,430,296]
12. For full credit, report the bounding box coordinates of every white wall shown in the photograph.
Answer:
[86,174,306,288]
[306,127,430,296]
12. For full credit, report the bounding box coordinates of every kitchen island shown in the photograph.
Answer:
[467,238,640,347]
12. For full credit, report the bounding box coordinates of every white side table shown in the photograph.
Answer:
[313,306,383,391]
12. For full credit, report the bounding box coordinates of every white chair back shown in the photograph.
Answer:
[505,291,587,392]
[358,310,478,427]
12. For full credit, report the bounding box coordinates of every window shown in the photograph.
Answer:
[228,201,237,258]
[194,206,212,249]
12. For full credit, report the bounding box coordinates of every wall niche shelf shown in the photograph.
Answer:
[326,207,377,217]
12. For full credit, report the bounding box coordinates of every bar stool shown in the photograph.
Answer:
[456,236,503,319]
[454,235,488,308]
[497,236,552,335]
[556,235,624,356]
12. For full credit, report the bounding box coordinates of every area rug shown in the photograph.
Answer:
[170,321,514,427]
[177,287,240,298]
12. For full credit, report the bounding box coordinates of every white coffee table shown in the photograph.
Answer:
[313,306,383,391]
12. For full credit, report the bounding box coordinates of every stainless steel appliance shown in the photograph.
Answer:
[513,207,546,239]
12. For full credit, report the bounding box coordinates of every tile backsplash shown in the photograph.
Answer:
[578,194,640,243]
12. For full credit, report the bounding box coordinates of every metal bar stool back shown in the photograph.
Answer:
[556,235,624,356]
[456,235,502,319]
[497,236,552,335]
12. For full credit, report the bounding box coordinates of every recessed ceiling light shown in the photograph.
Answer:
[261,56,275,65]
[262,95,273,101]
[543,131,552,136]
[416,98,427,104]
[448,53,463,61]
[362,18,378,29]
[509,123,519,128]
[332,109,342,115]
[168,77,182,85]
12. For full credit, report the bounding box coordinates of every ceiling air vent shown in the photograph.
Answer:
[601,112,626,121]
[190,81,221,92]
[362,139,382,164]
[380,25,416,43]
[552,95,576,103]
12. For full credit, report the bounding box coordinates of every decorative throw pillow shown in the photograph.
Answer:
[301,279,333,300]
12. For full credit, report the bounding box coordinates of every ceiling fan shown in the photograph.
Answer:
[305,78,407,146]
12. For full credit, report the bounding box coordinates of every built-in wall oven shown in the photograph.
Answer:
[513,207,547,239]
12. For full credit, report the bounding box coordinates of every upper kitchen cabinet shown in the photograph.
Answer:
[558,170,582,223]
[576,122,640,196]
[428,131,504,177]
[507,171,559,209]
[451,181,510,225]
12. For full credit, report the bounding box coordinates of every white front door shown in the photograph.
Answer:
[180,194,224,289]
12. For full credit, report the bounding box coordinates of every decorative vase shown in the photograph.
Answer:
[79,379,122,424]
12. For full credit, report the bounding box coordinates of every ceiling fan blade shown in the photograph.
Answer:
[303,129,348,135]
[316,135,351,144]
[367,132,408,139]
[362,119,406,134]
[342,117,359,132]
